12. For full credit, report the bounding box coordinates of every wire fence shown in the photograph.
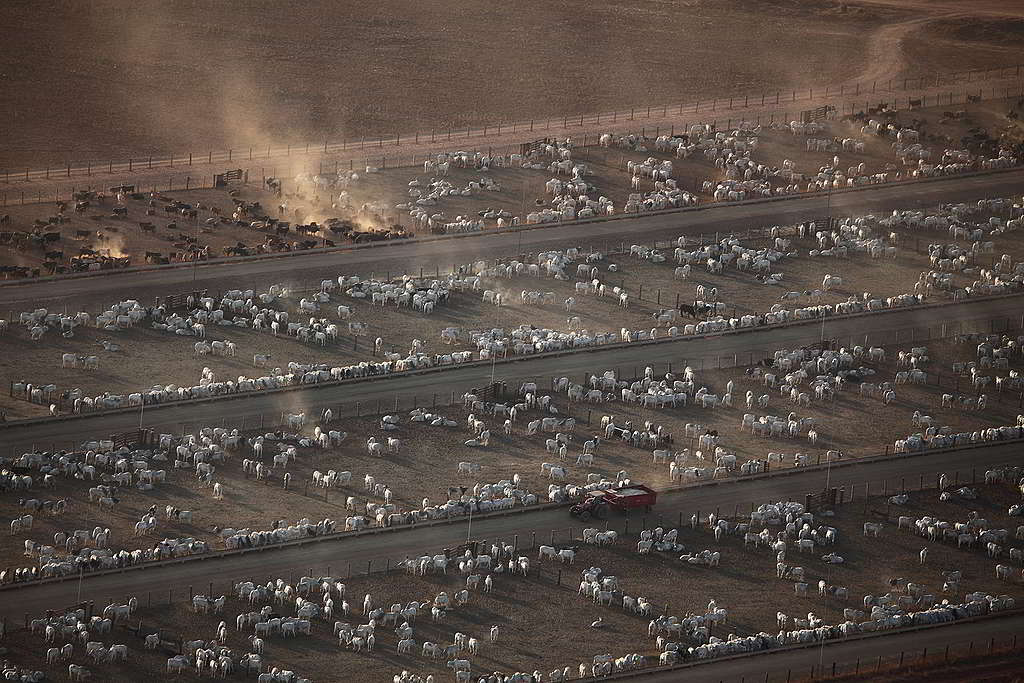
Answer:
[0,80,1018,284]
[2,73,1023,200]
[794,632,1022,682]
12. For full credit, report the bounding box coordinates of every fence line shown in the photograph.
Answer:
[4,421,1023,591]
[8,313,1022,470]
[5,171,1021,284]
[2,83,1022,214]
[3,74,1023,192]
[797,634,1022,682]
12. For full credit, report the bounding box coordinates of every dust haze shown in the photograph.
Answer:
[1,0,1024,169]
[0,0,874,168]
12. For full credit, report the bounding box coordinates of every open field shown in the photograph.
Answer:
[0,0,905,171]
[1,476,1022,682]
[2,0,1024,171]
[905,14,1024,77]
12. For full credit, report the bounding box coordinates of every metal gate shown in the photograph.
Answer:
[800,105,835,123]
[46,600,92,621]
[519,138,551,158]
[444,541,481,560]
[156,289,208,309]
[804,488,839,513]
[214,169,247,187]
[807,216,834,231]
[471,381,506,403]
[110,428,155,450]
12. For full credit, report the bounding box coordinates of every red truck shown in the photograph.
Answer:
[569,484,658,521]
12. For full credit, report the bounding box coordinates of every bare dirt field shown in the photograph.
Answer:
[0,0,911,171]
[1,478,1022,682]
[2,0,1022,172]
[905,14,1024,77]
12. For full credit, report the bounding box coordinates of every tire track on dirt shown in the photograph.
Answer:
[856,13,955,86]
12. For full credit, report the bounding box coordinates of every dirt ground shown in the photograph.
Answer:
[0,268,671,419]
[608,241,933,316]
[1,324,1020,578]
[1,479,1022,682]
[0,182,1019,419]
[0,185,339,273]
[0,183,1014,423]
[2,0,1023,171]
[905,13,1024,77]
[2,95,1020,276]
[811,648,1024,682]
[0,0,910,171]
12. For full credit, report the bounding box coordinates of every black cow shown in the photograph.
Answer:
[679,303,712,319]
